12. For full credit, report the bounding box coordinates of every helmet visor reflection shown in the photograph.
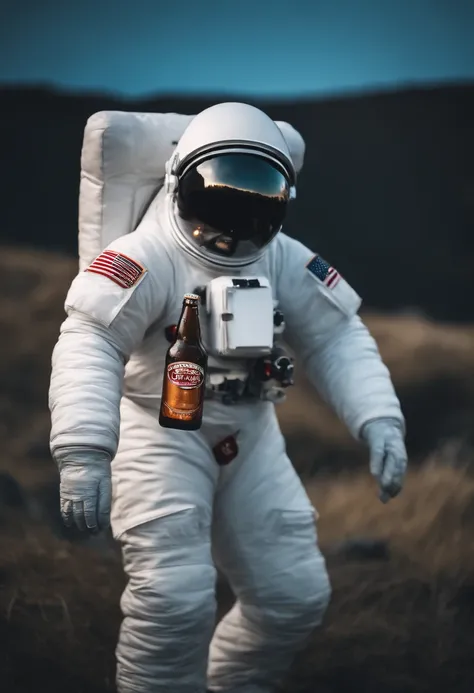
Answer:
[177,153,290,258]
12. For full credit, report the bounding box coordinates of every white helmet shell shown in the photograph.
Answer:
[165,102,299,269]
[166,102,297,190]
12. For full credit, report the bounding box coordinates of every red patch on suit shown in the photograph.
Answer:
[213,434,239,466]
[85,250,145,289]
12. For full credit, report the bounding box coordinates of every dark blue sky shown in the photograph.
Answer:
[1,0,473,98]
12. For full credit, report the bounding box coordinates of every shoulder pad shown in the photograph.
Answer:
[306,254,361,317]
[65,249,148,327]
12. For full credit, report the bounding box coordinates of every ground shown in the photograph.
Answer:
[1,246,474,693]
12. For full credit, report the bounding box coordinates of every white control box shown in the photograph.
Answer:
[206,276,274,357]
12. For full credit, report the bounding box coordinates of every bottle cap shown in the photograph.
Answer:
[184,293,200,301]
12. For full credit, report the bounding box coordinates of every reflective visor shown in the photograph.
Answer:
[176,153,291,259]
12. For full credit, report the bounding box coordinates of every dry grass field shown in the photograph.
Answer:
[1,246,474,693]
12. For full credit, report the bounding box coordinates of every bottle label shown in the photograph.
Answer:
[167,362,205,389]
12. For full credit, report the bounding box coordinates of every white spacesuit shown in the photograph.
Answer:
[49,102,408,693]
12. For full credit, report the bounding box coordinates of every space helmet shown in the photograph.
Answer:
[165,102,298,267]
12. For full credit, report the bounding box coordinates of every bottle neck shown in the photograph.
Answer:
[176,303,201,344]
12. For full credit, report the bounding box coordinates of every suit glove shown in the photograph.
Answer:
[361,418,408,503]
[55,446,112,533]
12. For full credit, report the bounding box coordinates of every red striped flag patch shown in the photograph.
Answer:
[306,254,341,289]
[85,250,146,288]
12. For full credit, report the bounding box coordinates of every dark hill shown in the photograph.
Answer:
[1,83,473,320]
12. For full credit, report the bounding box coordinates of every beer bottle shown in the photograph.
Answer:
[159,293,208,430]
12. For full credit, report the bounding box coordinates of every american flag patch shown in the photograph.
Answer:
[85,250,145,289]
[306,255,341,288]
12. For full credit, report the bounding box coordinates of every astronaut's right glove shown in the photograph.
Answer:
[55,447,112,533]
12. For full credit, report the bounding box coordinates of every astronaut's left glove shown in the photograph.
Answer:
[361,418,408,503]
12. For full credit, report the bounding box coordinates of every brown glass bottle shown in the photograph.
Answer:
[159,293,208,430]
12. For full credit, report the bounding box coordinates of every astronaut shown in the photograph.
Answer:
[48,102,408,693]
